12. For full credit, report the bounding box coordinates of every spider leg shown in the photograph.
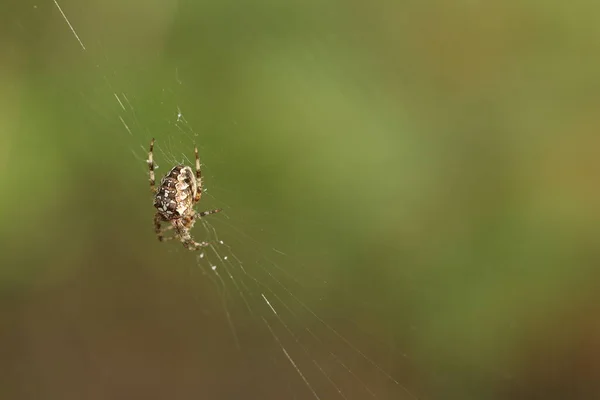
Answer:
[159,224,177,242]
[182,237,210,250]
[154,212,175,242]
[175,219,209,250]
[193,145,202,202]
[148,138,157,194]
[195,208,223,219]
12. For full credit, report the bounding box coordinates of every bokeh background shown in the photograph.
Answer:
[2,0,600,399]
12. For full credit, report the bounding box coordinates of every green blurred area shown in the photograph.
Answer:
[2,0,600,399]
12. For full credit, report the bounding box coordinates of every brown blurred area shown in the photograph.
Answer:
[1,0,600,399]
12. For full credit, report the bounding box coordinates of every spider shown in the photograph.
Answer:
[148,138,221,250]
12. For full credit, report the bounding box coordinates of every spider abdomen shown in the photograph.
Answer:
[153,165,197,220]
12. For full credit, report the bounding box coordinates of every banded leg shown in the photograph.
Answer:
[154,213,175,242]
[195,208,222,219]
[154,213,165,241]
[193,145,202,202]
[148,138,157,194]
[175,219,209,250]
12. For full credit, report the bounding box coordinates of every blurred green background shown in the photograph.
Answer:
[2,0,600,399]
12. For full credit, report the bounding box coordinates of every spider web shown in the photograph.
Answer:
[45,1,420,398]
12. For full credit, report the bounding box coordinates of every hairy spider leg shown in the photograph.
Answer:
[148,138,157,194]
[193,145,222,217]
[154,213,177,242]
[175,219,210,250]
[194,146,221,218]
[193,145,202,202]
[196,208,222,219]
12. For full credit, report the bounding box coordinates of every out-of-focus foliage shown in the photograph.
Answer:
[1,0,599,399]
